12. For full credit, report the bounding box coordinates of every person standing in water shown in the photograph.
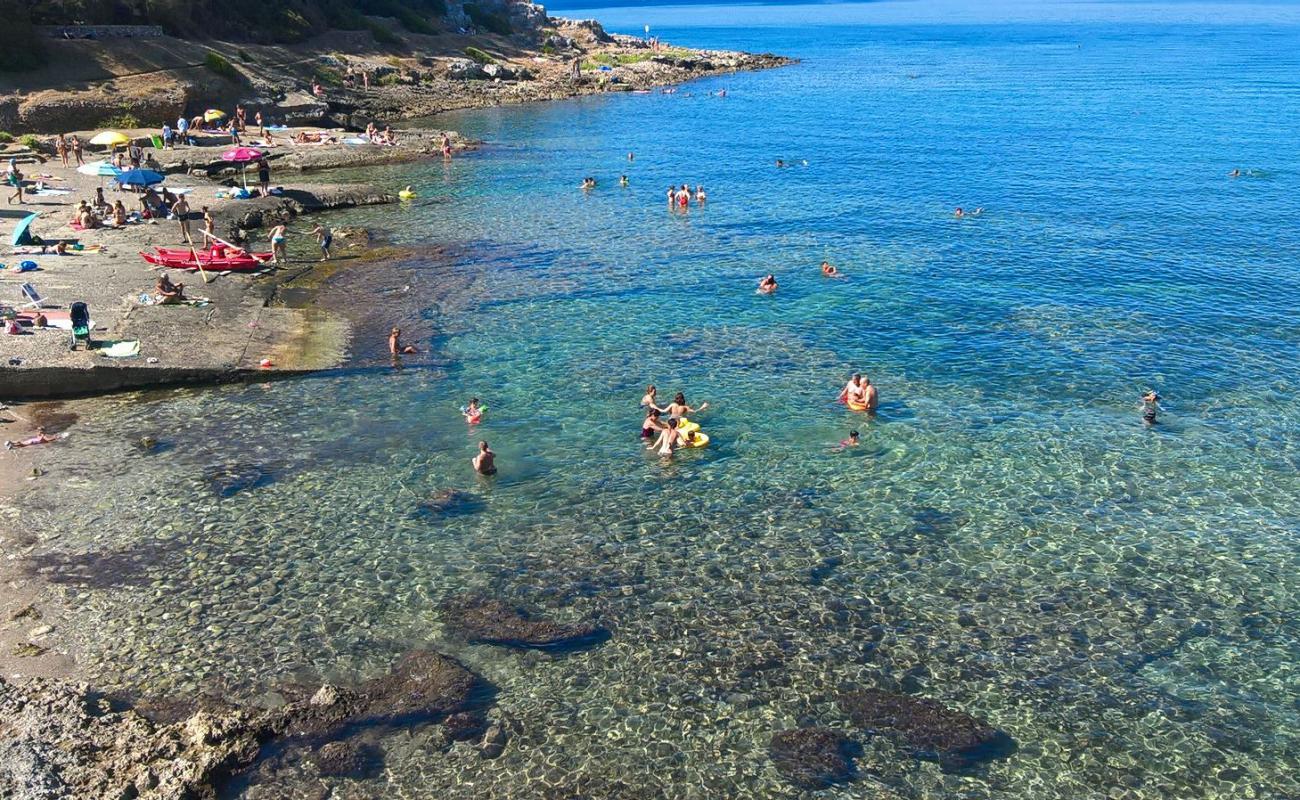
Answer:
[649,418,683,456]
[464,398,483,424]
[838,373,864,405]
[311,223,332,262]
[472,441,497,475]
[388,326,418,355]
[640,385,666,411]
[862,376,879,413]
[758,274,778,293]
[1140,391,1162,424]
[268,224,287,264]
[665,392,708,420]
[642,408,667,439]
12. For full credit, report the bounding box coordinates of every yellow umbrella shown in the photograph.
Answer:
[204,109,227,122]
[89,130,130,147]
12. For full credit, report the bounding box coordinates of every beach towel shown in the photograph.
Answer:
[94,340,140,358]
[30,188,72,197]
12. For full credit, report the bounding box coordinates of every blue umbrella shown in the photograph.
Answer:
[116,169,165,187]
[11,212,40,246]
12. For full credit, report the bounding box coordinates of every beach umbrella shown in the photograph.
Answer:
[222,146,263,189]
[89,130,130,148]
[11,212,40,246]
[204,109,227,122]
[76,160,122,187]
[116,169,165,188]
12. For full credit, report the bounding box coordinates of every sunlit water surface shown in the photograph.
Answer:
[12,0,1300,797]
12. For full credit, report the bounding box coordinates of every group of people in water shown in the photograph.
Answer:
[640,386,711,456]
[757,261,843,294]
[667,184,707,209]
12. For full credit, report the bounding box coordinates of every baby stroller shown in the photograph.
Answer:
[69,302,90,350]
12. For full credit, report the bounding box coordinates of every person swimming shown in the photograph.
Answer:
[1229,168,1241,178]
[640,384,667,412]
[472,440,497,475]
[695,185,707,204]
[649,417,682,455]
[464,398,483,424]
[821,261,840,277]
[642,408,666,439]
[581,177,596,190]
[837,430,860,449]
[665,391,708,420]
[954,207,965,218]
[1140,390,1162,424]
[758,274,778,294]
[838,373,864,405]
[620,175,629,186]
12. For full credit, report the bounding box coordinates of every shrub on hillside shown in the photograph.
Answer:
[366,19,401,45]
[463,3,511,36]
[18,134,40,150]
[205,52,240,80]
[0,132,13,143]
[464,46,495,65]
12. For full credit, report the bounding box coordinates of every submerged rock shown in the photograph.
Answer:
[0,650,493,800]
[312,740,383,779]
[441,595,609,650]
[204,462,273,498]
[839,689,1016,770]
[768,727,859,789]
[416,488,484,517]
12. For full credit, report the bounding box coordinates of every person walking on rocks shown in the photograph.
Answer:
[171,194,192,243]
[255,111,265,139]
[269,224,287,264]
[311,223,332,262]
[257,158,271,197]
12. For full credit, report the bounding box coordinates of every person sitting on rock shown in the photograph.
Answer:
[155,273,186,305]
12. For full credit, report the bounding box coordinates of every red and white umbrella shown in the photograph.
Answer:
[222,146,264,189]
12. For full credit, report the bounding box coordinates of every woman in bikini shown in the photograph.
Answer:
[642,408,667,440]
[649,418,683,456]
[640,385,667,411]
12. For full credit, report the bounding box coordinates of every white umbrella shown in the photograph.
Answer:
[76,161,122,187]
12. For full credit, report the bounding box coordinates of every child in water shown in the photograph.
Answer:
[758,274,778,294]
[463,398,483,425]
[1140,391,1162,425]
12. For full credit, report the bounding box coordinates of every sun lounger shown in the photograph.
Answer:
[18,283,46,309]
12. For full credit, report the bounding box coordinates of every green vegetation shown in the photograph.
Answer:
[584,52,654,68]
[24,0,449,43]
[18,134,40,150]
[101,111,142,129]
[377,72,402,86]
[314,65,344,87]
[0,0,45,71]
[204,52,240,80]
[463,3,511,36]
[0,132,13,144]
[236,48,253,62]
[464,46,495,65]
[365,19,401,45]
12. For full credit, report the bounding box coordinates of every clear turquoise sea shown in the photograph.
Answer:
[14,1,1300,797]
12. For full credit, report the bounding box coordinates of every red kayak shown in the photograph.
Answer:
[139,245,271,272]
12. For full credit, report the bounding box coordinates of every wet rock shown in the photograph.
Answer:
[416,488,484,517]
[840,689,1017,770]
[204,462,273,498]
[441,595,609,650]
[134,435,160,452]
[479,720,508,759]
[12,642,47,658]
[808,556,842,585]
[442,710,486,741]
[312,740,383,779]
[768,727,859,789]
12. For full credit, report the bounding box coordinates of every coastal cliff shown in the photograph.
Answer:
[0,2,790,135]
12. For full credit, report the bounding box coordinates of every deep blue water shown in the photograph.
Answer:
[23,1,1300,797]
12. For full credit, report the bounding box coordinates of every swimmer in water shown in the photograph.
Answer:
[1140,390,1162,425]
[667,185,676,205]
[775,159,786,168]
[649,417,682,455]
[836,430,860,450]
[620,174,629,186]
[581,177,596,190]
[821,261,840,277]
[665,392,708,420]
[695,185,706,204]
[642,407,666,439]
[838,373,864,405]
[954,207,965,218]
[1229,168,1241,178]
[758,274,778,294]
[472,440,497,475]
[464,398,483,424]
[628,152,635,161]
[640,385,666,411]
[862,376,879,413]
[389,327,418,355]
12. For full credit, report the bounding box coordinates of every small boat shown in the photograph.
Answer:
[139,245,271,272]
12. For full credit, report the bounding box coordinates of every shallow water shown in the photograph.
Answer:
[11,0,1300,797]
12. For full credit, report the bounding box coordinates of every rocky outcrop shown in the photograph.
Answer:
[221,186,395,240]
[0,650,493,800]
[768,728,859,789]
[839,689,1016,770]
[441,595,609,650]
[417,488,484,516]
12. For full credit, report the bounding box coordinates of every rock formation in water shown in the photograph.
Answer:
[440,594,609,650]
[839,689,1016,770]
[768,727,860,789]
[0,650,492,799]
